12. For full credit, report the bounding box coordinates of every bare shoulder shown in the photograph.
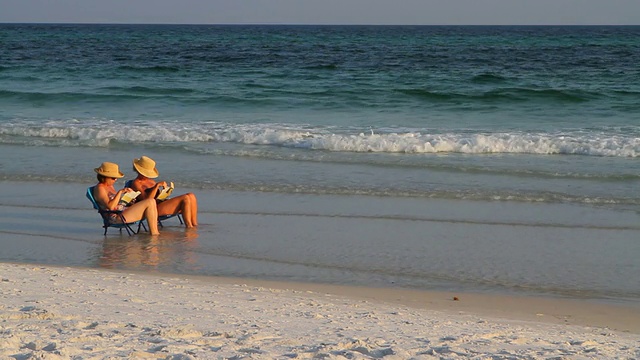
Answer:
[130,178,141,190]
[131,178,148,191]
[94,183,106,195]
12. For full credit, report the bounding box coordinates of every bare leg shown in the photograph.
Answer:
[187,193,198,226]
[157,193,198,228]
[181,195,193,227]
[180,193,198,226]
[122,198,160,235]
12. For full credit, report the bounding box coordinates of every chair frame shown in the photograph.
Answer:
[124,180,184,228]
[159,213,184,228]
[86,186,147,236]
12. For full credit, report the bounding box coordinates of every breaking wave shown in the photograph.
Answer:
[1,120,638,158]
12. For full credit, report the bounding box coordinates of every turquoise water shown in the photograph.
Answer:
[1,24,639,301]
[0,25,640,208]
[1,24,639,208]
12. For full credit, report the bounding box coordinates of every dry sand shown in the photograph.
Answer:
[1,262,639,359]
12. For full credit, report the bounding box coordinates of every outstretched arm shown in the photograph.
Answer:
[131,179,167,200]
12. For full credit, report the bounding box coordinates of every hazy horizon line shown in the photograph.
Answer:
[2,22,639,26]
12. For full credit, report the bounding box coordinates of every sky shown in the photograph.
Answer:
[1,0,639,25]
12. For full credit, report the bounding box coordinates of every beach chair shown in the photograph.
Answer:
[86,186,147,236]
[124,180,184,228]
[159,212,184,228]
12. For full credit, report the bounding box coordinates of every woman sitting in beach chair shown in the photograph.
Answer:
[92,162,161,235]
[129,156,199,228]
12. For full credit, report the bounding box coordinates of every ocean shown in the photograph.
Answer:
[1,24,639,303]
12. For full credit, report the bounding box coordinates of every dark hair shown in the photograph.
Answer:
[97,174,107,182]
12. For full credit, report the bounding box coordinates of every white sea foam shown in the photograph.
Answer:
[1,121,639,157]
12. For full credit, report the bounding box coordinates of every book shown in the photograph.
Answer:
[156,182,174,201]
[119,190,141,206]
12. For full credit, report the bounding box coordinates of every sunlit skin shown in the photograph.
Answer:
[131,174,199,228]
[93,176,160,235]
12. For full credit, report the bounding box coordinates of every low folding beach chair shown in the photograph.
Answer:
[158,212,184,228]
[86,186,147,236]
[124,180,184,228]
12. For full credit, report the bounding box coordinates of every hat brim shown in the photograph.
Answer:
[94,168,124,178]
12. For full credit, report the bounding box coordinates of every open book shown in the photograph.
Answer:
[156,182,174,201]
[119,191,141,206]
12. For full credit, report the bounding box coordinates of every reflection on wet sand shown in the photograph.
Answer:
[99,228,199,270]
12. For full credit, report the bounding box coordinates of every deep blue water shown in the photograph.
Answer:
[1,24,639,209]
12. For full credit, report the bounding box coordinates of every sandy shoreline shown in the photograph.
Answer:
[1,262,639,359]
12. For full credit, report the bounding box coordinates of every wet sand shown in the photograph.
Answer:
[2,180,640,302]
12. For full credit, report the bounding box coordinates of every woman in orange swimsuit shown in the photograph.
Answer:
[92,162,161,235]
[129,156,198,228]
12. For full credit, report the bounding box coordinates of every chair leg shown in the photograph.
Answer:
[100,215,138,236]
[116,213,136,236]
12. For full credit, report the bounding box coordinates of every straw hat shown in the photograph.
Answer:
[133,156,159,178]
[94,162,124,178]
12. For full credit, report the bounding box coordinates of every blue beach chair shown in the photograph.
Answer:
[86,186,147,236]
[124,180,184,227]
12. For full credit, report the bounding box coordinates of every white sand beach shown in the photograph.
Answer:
[1,262,639,359]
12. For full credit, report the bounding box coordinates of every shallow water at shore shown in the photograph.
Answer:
[1,180,639,304]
